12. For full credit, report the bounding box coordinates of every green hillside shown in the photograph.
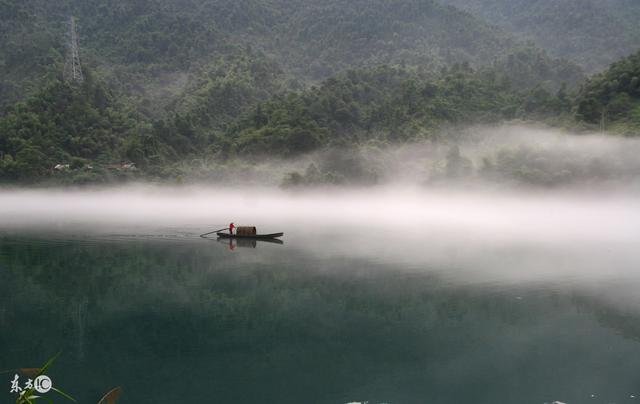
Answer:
[0,61,574,183]
[263,0,515,79]
[437,0,640,73]
[0,73,144,182]
[0,0,581,112]
[223,65,520,156]
[1,0,638,184]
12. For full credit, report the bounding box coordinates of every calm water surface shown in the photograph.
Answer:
[1,224,640,404]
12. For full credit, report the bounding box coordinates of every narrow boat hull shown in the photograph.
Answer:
[216,232,284,239]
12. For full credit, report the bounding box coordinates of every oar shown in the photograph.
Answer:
[200,227,229,238]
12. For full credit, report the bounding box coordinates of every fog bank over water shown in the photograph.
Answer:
[1,185,639,280]
[1,185,639,238]
[2,125,640,286]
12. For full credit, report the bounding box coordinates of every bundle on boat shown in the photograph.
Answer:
[218,225,284,240]
[236,226,257,236]
[201,225,284,240]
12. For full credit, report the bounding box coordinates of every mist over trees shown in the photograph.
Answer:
[0,0,639,184]
[437,0,640,73]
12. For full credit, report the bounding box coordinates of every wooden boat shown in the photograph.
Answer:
[215,237,284,247]
[216,232,284,240]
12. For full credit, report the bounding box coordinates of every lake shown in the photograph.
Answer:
[1,187,640,403]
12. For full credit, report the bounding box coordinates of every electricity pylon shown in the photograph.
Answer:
[63,16,84,84]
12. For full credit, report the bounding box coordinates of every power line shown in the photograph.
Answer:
[63,16,84,84]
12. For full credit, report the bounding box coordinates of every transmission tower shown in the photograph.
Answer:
[63,16,84,84]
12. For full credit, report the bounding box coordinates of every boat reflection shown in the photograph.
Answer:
[215,236,284,250]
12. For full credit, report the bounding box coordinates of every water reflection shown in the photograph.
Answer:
[1,233,640,403]
[212,236,284,250]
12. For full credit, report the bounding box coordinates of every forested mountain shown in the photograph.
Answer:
[262,0,514,79]
[0,62,571,182]
[0,0,582,112]
[437,0,640,73]
[0,0,638,184]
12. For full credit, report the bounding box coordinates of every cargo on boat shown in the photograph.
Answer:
[217,231,284,240]
[200,225,284,240]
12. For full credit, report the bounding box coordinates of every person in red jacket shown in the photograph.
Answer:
[229,222,235,235]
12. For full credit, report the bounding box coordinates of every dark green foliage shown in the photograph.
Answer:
[0,0,64,111]
[171,51,287,131]
[0,0,578,113]
[0,75,141,182]
[575,50,640,131]
[0,62,586,183]
[224,66,523,156]
[1,0,639,184]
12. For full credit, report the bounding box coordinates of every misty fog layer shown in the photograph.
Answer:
[174,125,640,189]
[2,185,640,287]
[2,126,640,287]
[1,185,638,239]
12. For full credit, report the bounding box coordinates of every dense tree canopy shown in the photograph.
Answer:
[438,0,640,73]
[0,0,638,184]
[0,74,142,182]
[575,50,640,132]
[0,0,582,112]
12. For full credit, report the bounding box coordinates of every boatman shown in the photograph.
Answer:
[229,222,235,235]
